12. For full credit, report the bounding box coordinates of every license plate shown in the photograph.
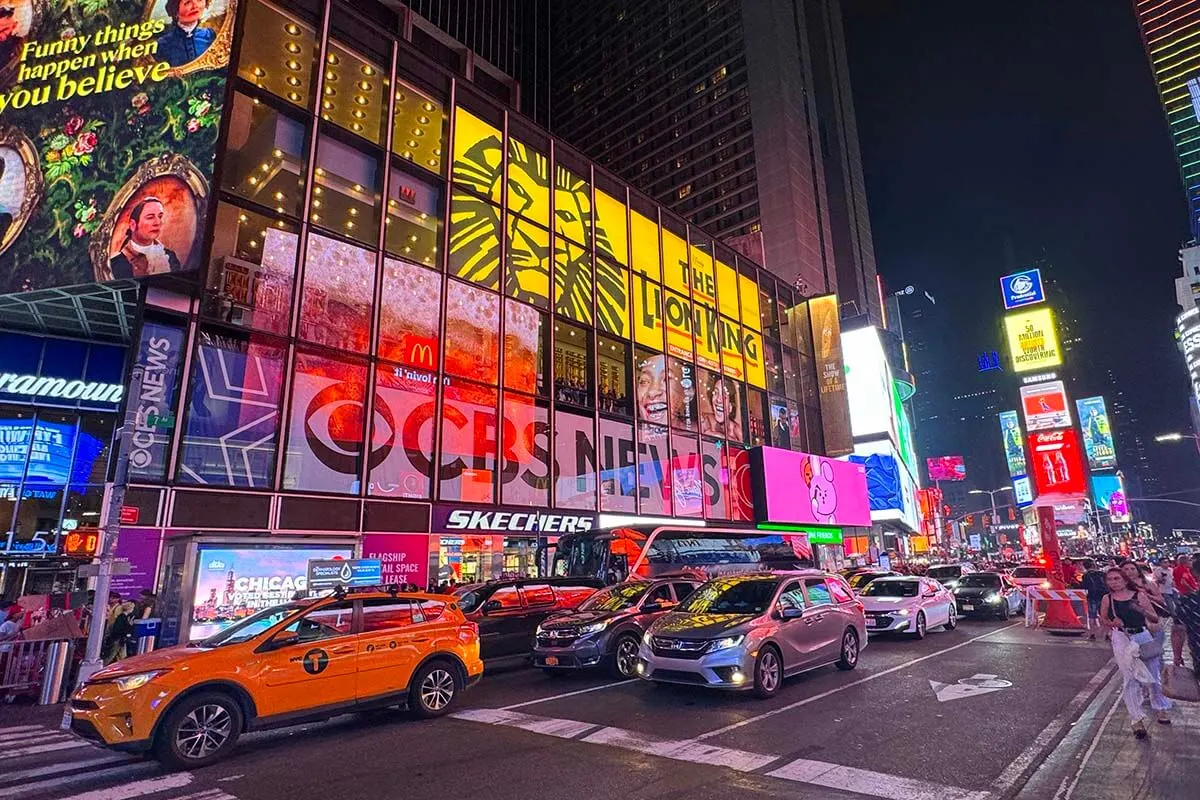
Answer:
[962,604,974,611]
[60,709,72,731]
[544,656,559,667]
[866,619,880,628]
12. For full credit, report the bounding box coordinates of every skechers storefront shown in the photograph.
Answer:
[0,0,855,642]
[0,332,125,597]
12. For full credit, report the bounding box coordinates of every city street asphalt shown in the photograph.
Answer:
[5,616,1187,800]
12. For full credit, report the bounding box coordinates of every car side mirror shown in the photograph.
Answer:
[780,606,804,621]
[924,590,937,598]
[481,599,503,615]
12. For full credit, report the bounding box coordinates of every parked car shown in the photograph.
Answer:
[1009,565,1051,590]
[637,571,865,698]
[533,577,699,677]
[951,572,1024,619]
[926,563,974,588]
[456,577,605,664]
[846,570,899,594]
[66,590,482,769]
[859,576,957,638]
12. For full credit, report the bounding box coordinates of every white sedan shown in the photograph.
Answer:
[1009,565,1052,590]
[859,576,957,639]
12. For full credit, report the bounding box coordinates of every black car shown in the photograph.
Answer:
[456,577,606,664]
[532,578,699,678]
[951,572,1024,619]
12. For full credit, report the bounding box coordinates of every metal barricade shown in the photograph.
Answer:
[0,639,78,702]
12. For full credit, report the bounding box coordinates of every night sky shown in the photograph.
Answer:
[842,0,1199,531]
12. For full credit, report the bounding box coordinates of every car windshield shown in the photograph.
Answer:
[849,572,888,589]
[198,603,304,647]
[1013,567,1047,578]
[456,588,486,613]
[958,574,1002,588]
[678,577,779,615]
[861,580,920,598]
[579,582,650,612]
[927,566,962,581]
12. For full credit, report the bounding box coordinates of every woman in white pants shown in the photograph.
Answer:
[1100,567,1171,738]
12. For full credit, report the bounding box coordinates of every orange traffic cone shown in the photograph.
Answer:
[1041,596,1085,631]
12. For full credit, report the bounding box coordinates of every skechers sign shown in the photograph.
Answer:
[1000,268,1045,310]
[435,506,596,533]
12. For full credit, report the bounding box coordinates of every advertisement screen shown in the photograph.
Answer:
[1004,308,1062,373]
[0,0,238,293]
[841,326,894,441]
[999,410,1027,477]
[1076,396,1117,470]
[1028,429,1087,496]
[1013,475,1034,506]
[753,446,871,527]
[0,417,102,483]
[1000,268,1045,310]
[1091,475,1130,523]
[926,455,966,482]
[849,438,920,531]
[189,545,352,640]
[805,295,852,456]
[1020,381,1072,431]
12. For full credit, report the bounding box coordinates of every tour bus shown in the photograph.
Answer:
[546,525,817,581]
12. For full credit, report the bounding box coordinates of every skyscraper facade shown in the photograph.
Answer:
[1135,0,1200,237]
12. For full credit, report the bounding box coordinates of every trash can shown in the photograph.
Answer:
[39,641,73,705]
[133,618,161,655]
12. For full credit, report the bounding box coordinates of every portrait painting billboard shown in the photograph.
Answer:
[0,0,238,293]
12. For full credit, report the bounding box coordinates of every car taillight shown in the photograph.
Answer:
[460,621,478,639]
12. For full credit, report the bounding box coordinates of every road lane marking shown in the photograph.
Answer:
[499,679,639,710]
[0,762,158,798]
[0,754,138,785]
[581,726,779,772]
[767,758,990,800]
[55,773,193,800]
[453,708,600,739]
[988,659,1117,798]
[1056,691,1122,800]
[0,739,93,759]
[693,621,1023,741]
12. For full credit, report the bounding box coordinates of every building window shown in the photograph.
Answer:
[283,350,367,494]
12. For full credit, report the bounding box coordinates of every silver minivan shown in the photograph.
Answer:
[636,570,866,698]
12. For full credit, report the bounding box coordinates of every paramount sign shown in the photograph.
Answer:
[0,372,123,404]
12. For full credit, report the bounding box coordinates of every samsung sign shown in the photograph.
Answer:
[1000,268,1046,310]
[435,505,596,534]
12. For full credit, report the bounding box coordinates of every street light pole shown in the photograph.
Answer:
[969,487,1012,557]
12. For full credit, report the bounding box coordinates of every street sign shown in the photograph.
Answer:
[146,412,176,429]
[929,674,1012,702]
[119,506,139,525]
[77,562,132,578]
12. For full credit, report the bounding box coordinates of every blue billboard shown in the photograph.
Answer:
[0,418,103,484]
[1000,268,1045,310]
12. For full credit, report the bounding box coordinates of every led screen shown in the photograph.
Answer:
[926,455,966,482]
[1004,308,1062,373]
[1076,396,1117,470]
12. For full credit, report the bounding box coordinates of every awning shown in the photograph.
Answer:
[0,281,139,343]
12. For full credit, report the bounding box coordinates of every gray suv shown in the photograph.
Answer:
[637,571,866,698]
[533,578,699,678]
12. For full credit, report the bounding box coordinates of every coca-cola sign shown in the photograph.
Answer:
[1028,428,1086,496]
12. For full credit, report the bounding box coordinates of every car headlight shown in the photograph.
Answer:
[708,635,745,652]
[578,620,609,636]
[643,630,653,646]
[897,608,911,616]
[985,593,1002,604]
[104,670,170,692]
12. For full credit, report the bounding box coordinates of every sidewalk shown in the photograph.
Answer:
[1044,630,1200,800]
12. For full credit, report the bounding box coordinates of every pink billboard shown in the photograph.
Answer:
[754,447,872,527]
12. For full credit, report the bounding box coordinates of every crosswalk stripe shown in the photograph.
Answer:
[0,762,159,798]
[0,754,138,785]
[54,773,193,800]
[0,739,93,759]
[172,790,239,800]
[0,724,45,734]
[0,731,73,746]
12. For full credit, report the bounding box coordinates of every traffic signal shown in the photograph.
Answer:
[1008,507,1016,521]
[966,515,974,525]
[983,514,991,527]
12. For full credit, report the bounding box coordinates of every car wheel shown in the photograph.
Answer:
[912,611,927,639]
[610,633,642,679]
[997,601,1009,620]
[752,645,783,699]
[410,660,462,718]
[836,628,860,671]
[152,691,243,770]
[944,605,958,631]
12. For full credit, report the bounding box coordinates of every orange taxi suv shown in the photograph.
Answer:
[65,589,483,768]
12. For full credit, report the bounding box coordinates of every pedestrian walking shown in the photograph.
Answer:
[1122,561,1170,654]
[1154,557,1176,613]
[1100,567,1171,737]
[1081,562,1108,640]
[102,593,135,665]
[1173,554,1200,666]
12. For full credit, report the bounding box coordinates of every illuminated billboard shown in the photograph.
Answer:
[1076,396,1117,470]
[847,438,920,532]
[0,0,239,293]
[1000,268,1045,310]
[999,410,1027,477]
[1091,474,1130,524]
[1028,429,1087,496]
[753,446,872,528]
[926,455,966,482]
[1004,308,1062,373]
[841,326,894,441]
[805,294,852,456]
[1013,476,1034,506]
[1020,380,1072,431]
